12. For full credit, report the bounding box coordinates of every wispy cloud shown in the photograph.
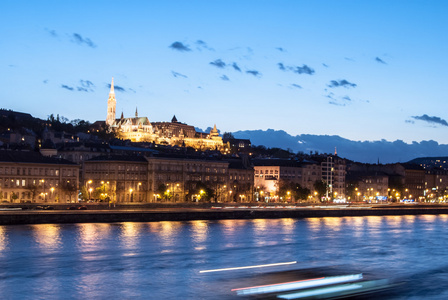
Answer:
[171,71,188,78]
[246,70,261,77]
[114,85,126,92]
[328,79,357,88]
[326,93,352,106]
[72,33,96,48]
[412,114,448,127]
[291,84,302,89]
[169,41,191,52]
[107,83,126,92]
[278,63,315,75]
[45,28,58,37]
[375,57,387,64]
[294,65,315,75]
[276,47,286,52]
[77,80,95,92]
[210,59,226,68]
[61,84,74,91]
[220,75,230,81]
[196,40,214,51]
[231,62,241,72]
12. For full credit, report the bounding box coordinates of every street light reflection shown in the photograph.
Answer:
[0,227,7,252]
[32,224,61,251]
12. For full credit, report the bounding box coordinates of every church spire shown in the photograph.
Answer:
[135,107,138,118]
[110,77,115,95]
[106,77,117,127]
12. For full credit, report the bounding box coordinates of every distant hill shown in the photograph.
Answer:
[232,129,448,163]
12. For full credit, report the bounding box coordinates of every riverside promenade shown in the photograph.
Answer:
[1,203,448,225]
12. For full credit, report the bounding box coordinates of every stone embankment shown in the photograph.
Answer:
[1,203,448,225]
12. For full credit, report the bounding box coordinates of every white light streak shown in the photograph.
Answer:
[199,261,297,273]
[277,283,362,299]
[233,273,363,296]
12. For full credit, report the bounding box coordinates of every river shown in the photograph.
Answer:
[1,215,448,299]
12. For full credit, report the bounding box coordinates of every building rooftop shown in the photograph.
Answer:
[0,150,77,165]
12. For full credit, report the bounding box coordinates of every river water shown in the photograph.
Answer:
[1,215,448,299]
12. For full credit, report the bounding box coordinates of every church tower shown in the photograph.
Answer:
[106,77,116,127]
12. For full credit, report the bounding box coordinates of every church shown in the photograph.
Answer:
[105,78,224,151]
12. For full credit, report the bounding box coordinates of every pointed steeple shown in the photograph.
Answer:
[106,77,117,127]
[334,147,337,156]
[171,115,178,123]
[135,107,138,118]
[110,77,115,95]
[121,111,124,119]
[210,124,219,137]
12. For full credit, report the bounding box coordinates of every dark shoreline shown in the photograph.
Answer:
[1,205,448,225]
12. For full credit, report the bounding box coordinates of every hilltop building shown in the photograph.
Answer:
[105,78,224,151]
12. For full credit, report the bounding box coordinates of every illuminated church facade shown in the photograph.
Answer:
[105,78,224,151]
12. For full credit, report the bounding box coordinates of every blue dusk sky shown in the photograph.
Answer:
[1,1,447,144]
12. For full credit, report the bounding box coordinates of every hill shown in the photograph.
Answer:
[232,129,448,163]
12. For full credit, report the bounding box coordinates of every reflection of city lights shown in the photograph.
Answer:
[32,224,61,250]
[191,220,208,244]
[0,227,7,251]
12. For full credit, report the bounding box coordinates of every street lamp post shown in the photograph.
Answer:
[40,179,46,202]
[86,180,92,200]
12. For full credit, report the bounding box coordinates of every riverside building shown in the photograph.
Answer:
[0,150,79,203]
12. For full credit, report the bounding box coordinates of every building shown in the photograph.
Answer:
[105,78,224,151]
[227,157,254,202]
[83,153,230,203]
[82,155,148,203]
[253,159,305,202]
[0,150,79,203]
[347,162,426,201]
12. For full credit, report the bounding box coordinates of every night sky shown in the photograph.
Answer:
[1,0,447,143]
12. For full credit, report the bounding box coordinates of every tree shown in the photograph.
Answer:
[25,184,40,202]
[156,184,171,201]
[185,181,214,202]
[60,181,78,203]
[11,192,18,202]
[222,132,235,140]
[314,180,327,201]
[79,186,89,201]
[295,185,311,201]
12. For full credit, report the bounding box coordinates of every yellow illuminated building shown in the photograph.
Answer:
[105,78,223,151]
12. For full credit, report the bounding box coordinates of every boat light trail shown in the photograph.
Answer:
[199,261,297,273]
[232,273,363,296]
[277,283,363,299]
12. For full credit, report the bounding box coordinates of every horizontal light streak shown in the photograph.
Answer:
[232,273,363,296]
[277,283,363,299]
[199,261,297,273]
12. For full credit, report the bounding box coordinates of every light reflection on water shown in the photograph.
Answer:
[0,215,448,299]
[32,224,62,252]
[0,226,7,252]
